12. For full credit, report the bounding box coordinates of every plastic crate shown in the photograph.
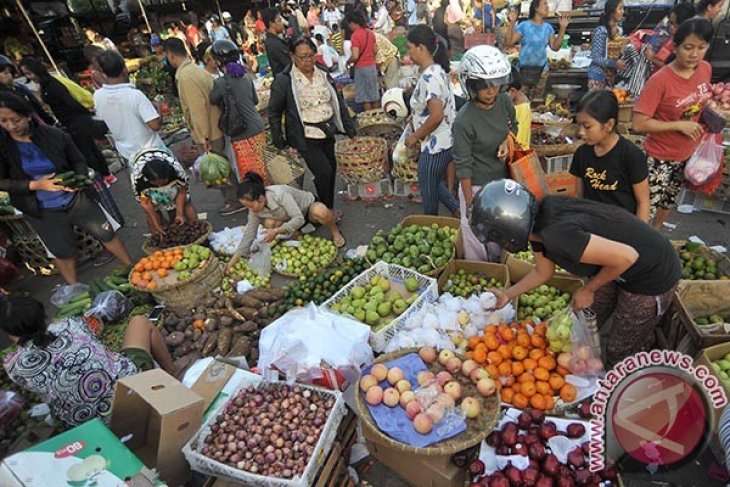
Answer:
[345,179,391,199]
[183,379,346,487]
[542,154,573,174]
[678,188,730,215]
[321,261,438,352]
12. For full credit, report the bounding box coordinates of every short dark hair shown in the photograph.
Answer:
[164,37,188,57]
[262,7,279,28]
[0,296,55,348]
[19,57,49,82]
[670,2,696,25]
[577,89,618,129]
[0,91,34,118]
[237,171,266,199]
[345,11,367,27]
[528,0,542,19]
[697,0,724,14]
[674,17,714,45]
[98,50,126,77]
[509,65,523,91]
[181,14,192,25]
[314,33,324,43]
[288,35,317,54]
[83,44,105,64]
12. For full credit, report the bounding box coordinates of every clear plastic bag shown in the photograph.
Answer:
[570,310,604,376]
[248,239,271,279]
[0,390,24,429]
[84,290,133,323]
[413,380,466,435]
[50,283,90,308]
[684,133,723,186]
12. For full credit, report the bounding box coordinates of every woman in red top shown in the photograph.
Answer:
[346,11,379,111]
[632,18,713,230]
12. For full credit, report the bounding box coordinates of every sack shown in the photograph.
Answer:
[684,133,723,186]
[248,239,271,279]
[84,290,133,323]
[53,74,94,110]
[218,78,248,137]
[505,134,550,200]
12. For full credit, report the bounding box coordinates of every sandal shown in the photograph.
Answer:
[333,233,347,249]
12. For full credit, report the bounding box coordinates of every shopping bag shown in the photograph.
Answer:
[53,74,94,111]
[684,133,723,186]
[569,310,604,377]
[458,185,491,262]
[248,239,271,279]
[505,134,550,201]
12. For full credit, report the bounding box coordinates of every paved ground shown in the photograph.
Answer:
[3,139,730,486]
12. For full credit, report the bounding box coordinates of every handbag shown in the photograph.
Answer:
[505,133,550,201]
[218,77,248,137]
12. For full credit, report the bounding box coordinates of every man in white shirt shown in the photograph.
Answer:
[93,50,165,161]
[322,2,343,29]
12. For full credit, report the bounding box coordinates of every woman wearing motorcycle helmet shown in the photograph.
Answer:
[209,39,268,185]
[472,179,681,365]
[0,55,54,125]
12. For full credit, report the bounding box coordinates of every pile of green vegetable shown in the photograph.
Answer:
[695,314,727,326]
[677,242,730,280]
[56,171,93,189]
[366,223,457,274]
[279,257,368,312]
[442,268,503,297]
[517,285,572,321]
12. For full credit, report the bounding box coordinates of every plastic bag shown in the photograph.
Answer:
[196,151,231,187]
[0,391,25,429]
[84,290,133,323]
[684,133,723,186]
[248,239,271,279]
[569,310,604,376]
[50,283,90,308]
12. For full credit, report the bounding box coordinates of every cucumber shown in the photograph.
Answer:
[67,291,91,304]
[98,279,112,292]
[56,171,75,180]
[108,275,128,286]
[116,284,134,293]
[103,277,120,291]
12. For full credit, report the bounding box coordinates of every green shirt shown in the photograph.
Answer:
[453,93,515,186]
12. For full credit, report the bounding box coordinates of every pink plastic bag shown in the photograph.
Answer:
[684,133,723,186]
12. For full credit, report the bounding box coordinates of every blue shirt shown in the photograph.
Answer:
[588,25,618,82]
[516,20,554,68]
[18,141,74,209]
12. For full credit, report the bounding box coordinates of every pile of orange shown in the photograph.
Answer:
[130,248,183,291]
[465,321,577,410]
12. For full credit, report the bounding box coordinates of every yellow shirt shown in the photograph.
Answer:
[514,102,532,149]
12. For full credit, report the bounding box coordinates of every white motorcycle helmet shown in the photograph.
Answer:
[381,87,409,121]
[457,45,512,100]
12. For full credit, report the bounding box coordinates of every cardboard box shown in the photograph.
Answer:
[111,369,204,486]
[504,253,576,282]
[400,214,464,260]
[693,344,729,464]
[363,425,465,487]
[437,260,510,293]
[0,418,157,487]
[546,172,577,197]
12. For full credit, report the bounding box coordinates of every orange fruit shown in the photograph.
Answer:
[523,358,538,371]
[468,336,481,349]
[513,393,529,409]
[544,394,555,410]
[512,383,521,393]
[538,356,556,371]
[516,333,530,348]
[486,364,499,379]
[134,262,145,272]
[497,362,512,377]
[549,374,565,391]
[131,272,142,281]
[465,351,474,360]
[497,344,513,360]
[530,335,546,349]
[484,324,498,335]
[484,333,500,351]
[487,351,503,366]
[142,272,153,281]
[521,381,536,397]
[145,281,157,290]
[518,373,535,383]
[144,261,154,271]
[530,394,546,410]
[534,367,550,382]
[157,268,168,278]
[556,365,571,377]
[511,361,525,376]
[502,389,514,404]
[499,326,514,342]
[560,384,577,402]
[529,348,545,360]
[474,348,487,364]
[533,323,547,337]
[512,346,528,361]
[535,381,551,395]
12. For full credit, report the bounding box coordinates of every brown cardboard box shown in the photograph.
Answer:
[437,260,510,293]
[111,369,204,486]
[190,359,237,412]
[362,424,465,487]
[504,253,577,282]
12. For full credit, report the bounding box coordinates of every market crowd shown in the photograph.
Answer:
[0,0,726,436]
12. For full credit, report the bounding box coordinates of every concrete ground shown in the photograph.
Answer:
[3,140,730,486]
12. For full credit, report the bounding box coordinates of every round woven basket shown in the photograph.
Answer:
[335,136,388,185]
[533,142,581,158]
[264,147,306,189]
[142,221,213,255]
[356,348,501,456]
[356,109,404,145]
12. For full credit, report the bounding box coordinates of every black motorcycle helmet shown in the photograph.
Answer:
[211,39,240,64]
[469,179,539,253]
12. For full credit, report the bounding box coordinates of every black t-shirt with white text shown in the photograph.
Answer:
[569,136,648,215]
[530,197,681,295]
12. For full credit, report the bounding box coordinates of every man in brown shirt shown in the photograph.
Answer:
[163,38,243,215]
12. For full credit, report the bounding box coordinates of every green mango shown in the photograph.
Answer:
[365,310,380,325]
[405,277,419,292]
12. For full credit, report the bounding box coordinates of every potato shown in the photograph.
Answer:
[240,321,258,333]
[227,336,251,358]
[165,331,186,347]
[173,341,195,358]
[245,289,284,302]
[202,331,218,356]
[195,331,210,351]
[219,316,234,327]
[217,328,232,356]
[234,294,263,309]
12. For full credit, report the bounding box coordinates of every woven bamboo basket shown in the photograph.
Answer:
[8,225,102,276]
[391,146,420,183]
[263,146,306,189]
[141,221,213,255]
[129,248,222,309]
[356,348,501,455]
[356,109,404,146]
[533,142,582,158]
[335,136,388,185]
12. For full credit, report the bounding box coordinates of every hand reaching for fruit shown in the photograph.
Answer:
[490,288,511,310]
[571,286,594,311]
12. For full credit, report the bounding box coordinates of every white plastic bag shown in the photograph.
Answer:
[50,283,90,308]
[248,239,271,279]
[84,290,132,323]
[684,133,723,185]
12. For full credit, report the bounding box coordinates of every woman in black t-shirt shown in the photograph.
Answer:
[470,180,681,366]
[570,90,650,221]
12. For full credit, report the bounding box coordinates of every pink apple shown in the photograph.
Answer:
[444,381,463,401]
[399,390,416,407]
[370,363,388,382]
[382,387,400,407]
[405,401,422,420]
[557,352,572,369]
[445,357,462,374]
[461,359,480,378]
[413,412,433,434]
[470,367,491,383]
[438,349,455,365]
[437,371,454,387]
[417,371,436,386]
[365,386,383,405]
[476,378,496,397]
[387,367,404,385]
[359,374,378,392]
[419,347,437,364]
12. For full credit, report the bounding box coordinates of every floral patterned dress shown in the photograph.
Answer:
[3,318,138,427]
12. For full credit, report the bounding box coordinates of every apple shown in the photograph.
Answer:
[405,401,422,420]
[419,347,437,364]
[438,349,455,365]
[382,387,400,407]
[413,413,433,434]
[426,403,445,423]
[587,357,604,374]
[395,379,412,394]
[399,390,415,407]
[470,367,491,383]
[571,359,588,375]
[557,352,572,369]
[444,381,463,400]
[365,386,383,405]
[461,359,480,378]
[445,357,462,374]
[460,397,481,418]
[477,377,497,397]
[359,374,378,392]
[370,363,388,382]
[387,367,404,385]
[417,370,436,386]
[575,345,592,361]
[437,371,454,387]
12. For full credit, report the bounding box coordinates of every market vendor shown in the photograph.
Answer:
[504,0,570,89]
[0,92,132,285]
[131,148,197,236]
[472,179,681,366]
[1,295,174,427]
[226,172,346,271]
[588,0,626,90]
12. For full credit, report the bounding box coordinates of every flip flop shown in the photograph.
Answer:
[334,233,347,249]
